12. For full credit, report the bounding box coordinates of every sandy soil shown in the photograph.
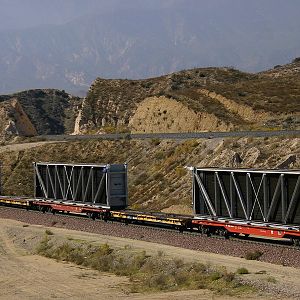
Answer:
[0,218,298,300]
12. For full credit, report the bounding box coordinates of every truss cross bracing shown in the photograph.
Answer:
[193,168,300,225]
[34,162,127,209]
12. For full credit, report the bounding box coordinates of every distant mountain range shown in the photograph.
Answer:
[0,0,300,95]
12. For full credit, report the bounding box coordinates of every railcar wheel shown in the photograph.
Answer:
[292,238,300,247]
[201,226,211,237]
[219,228,229,239]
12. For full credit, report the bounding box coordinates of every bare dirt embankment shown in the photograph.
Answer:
[0,218,299,300]
[129,96,230,133]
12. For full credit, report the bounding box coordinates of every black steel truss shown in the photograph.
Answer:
[34,162,127,208]
[193,168,300,225]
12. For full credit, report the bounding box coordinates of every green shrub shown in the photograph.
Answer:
[134,172,148,185]
[245,250,263,260]
[210,271,222,281]
[154,151,165,159]
[236,267,249,274]
[36,238,253,295]
[175,166,187,177]
[150,138,161,146]
[266,276,277,283]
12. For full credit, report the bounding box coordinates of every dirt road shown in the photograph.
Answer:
[0,218,297,300]
[0,141,65,153]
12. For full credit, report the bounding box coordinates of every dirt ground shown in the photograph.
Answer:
[0,141,64,153]
[0,218,299,300]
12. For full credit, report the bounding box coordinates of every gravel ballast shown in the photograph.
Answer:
[0,206,300,268]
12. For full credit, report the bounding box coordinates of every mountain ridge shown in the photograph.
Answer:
[79,62,300,134]
[0,61,299,140]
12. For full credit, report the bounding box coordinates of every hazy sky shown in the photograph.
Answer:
[0,0,299,94]
[1,0,299,30]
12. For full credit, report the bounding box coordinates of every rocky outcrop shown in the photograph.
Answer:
[10,99,37,136]
[73,108,83,135]
[0,89,81,136]
[205,149,240,167]
[242,147,261,166]
[0,99,37,139]
[276,154,297,169]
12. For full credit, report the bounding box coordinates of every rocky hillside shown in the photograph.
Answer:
[0,137,298,213]
[0,60,299,139]
[78,60,300,134]
[0,99,37,140]
[0,89,81,138]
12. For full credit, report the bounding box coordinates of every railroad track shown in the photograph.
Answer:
[0,207,300,268]
[114,220,298,251]
[31,208,300,251]
[0,204,297,250]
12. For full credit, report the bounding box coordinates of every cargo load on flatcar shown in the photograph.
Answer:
[192,167,300,225]
[33,162,128,210]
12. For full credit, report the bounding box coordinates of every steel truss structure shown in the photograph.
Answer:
[34,162,127,209]
[193,168,300,225]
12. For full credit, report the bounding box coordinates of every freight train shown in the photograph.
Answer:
[0,162,300,246]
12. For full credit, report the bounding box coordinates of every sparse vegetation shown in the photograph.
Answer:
[45,229,54,236]
[244,250,263,261]
[266,276,277,283]
[236,267,249,274]
[36,236,254,295]
[81,65,299,134]
[150,138,161,146]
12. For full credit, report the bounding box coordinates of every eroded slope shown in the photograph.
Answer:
[79,63,300,133]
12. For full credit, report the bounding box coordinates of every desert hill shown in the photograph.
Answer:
[0,60,299,212]
[0,89,81,139]
[0,98,37,140]
[78,60,300,134]
[0,60,299,140]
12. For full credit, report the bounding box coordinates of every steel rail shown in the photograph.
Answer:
[0,205,298,251]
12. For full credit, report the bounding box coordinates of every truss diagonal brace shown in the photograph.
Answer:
[46,166,56,199]
[266,175,282,222]
[194,173,217,217]
[231,172,248,219]
[35,165,48,198]
[284,175,300,224]
[215,172,232,218]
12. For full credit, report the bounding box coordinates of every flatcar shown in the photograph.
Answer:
[191,167,300,245]
[1,162,300,246]
[110,210,192,230]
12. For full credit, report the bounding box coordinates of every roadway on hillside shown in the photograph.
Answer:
[38,130,300,141]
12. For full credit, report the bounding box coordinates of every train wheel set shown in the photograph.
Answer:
[0,162,300,246]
